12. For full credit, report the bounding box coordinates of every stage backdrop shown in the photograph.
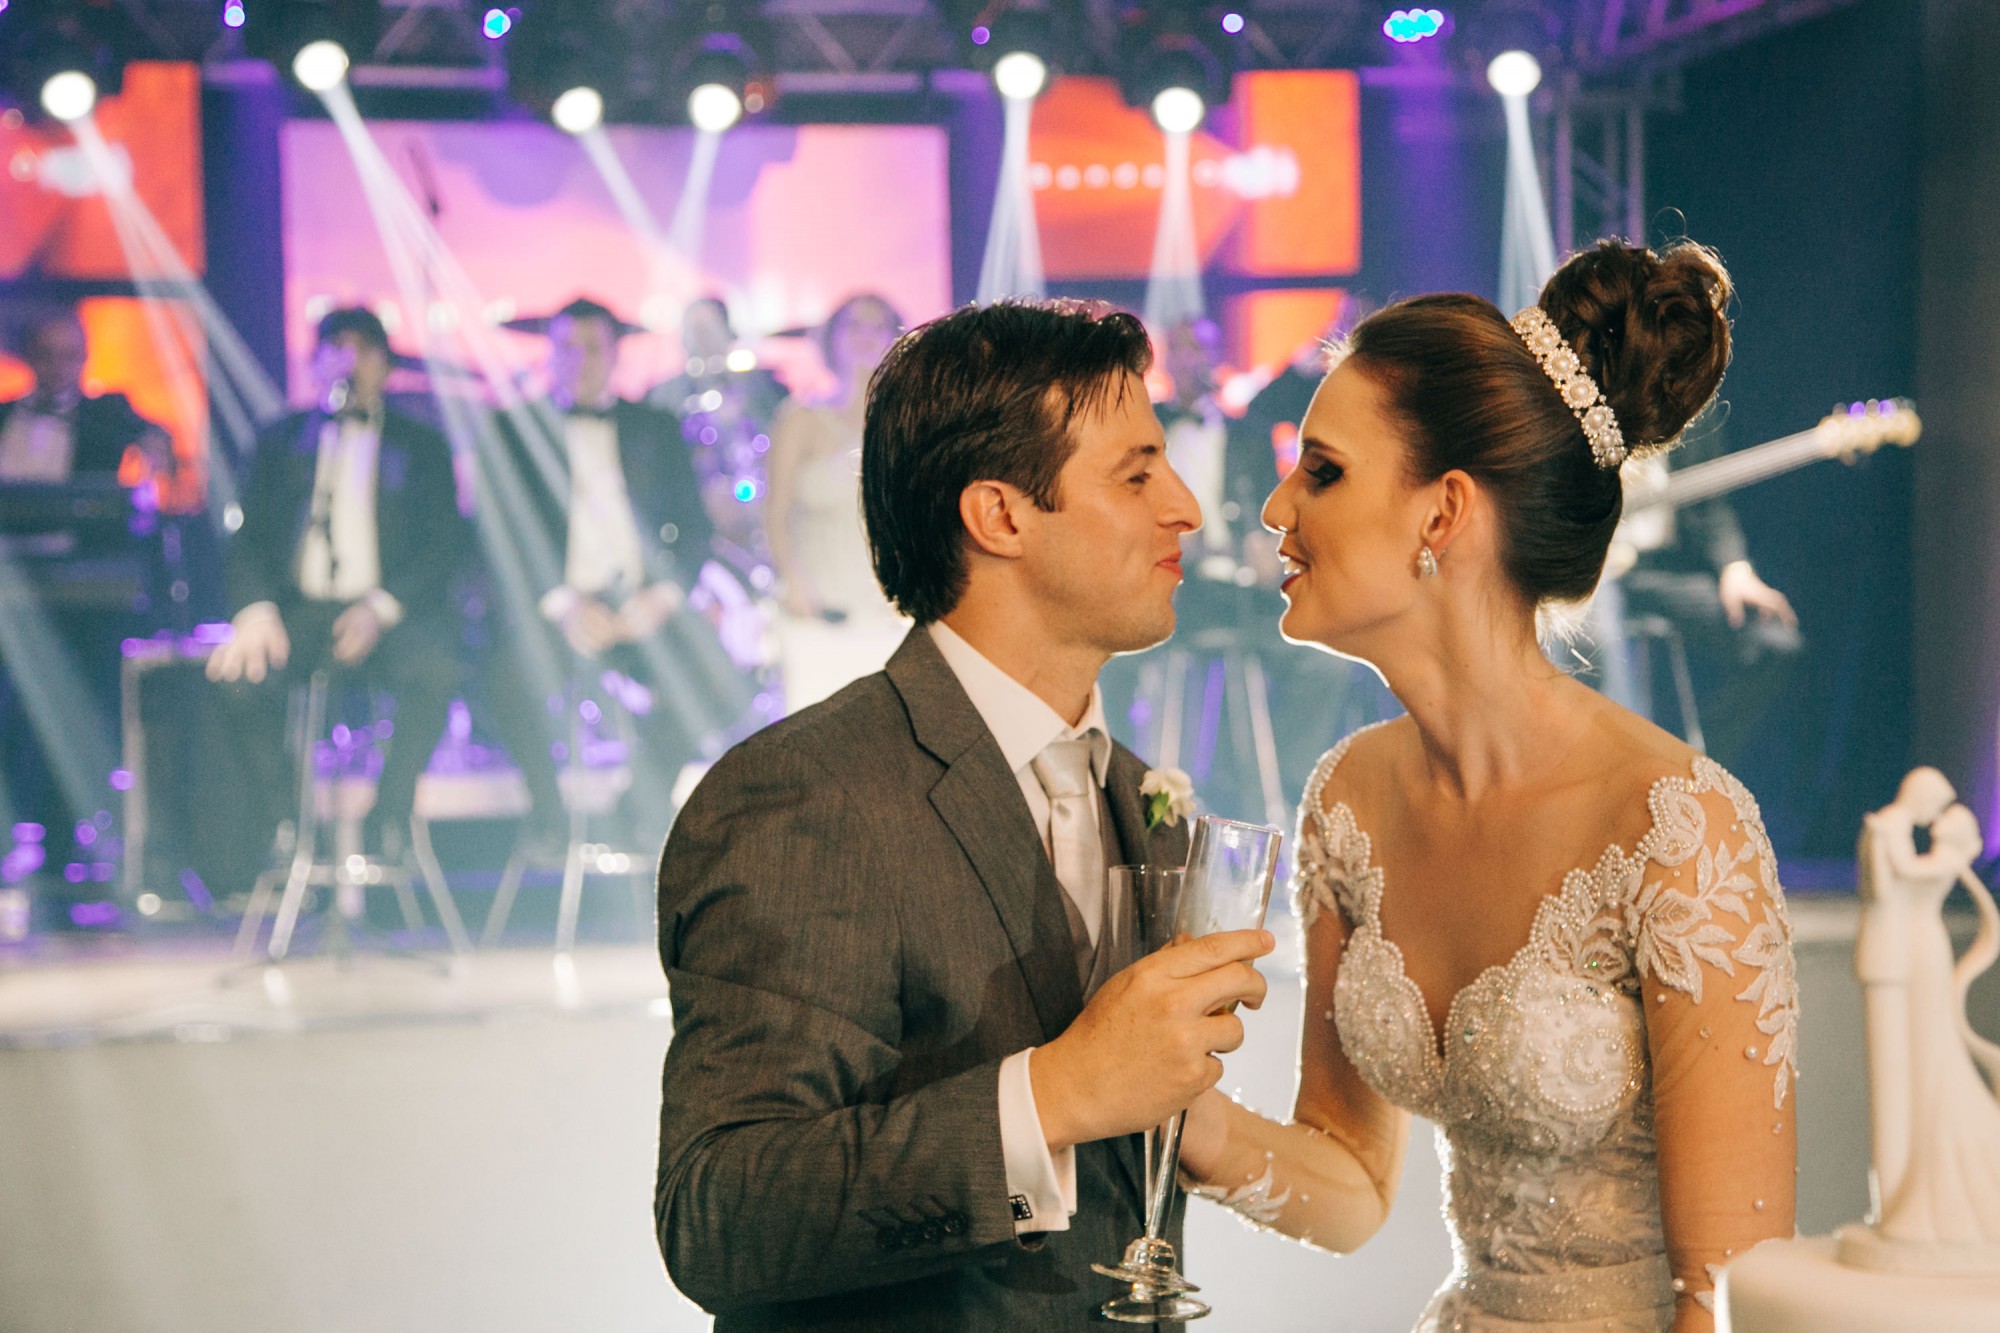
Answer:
[279,121,952,402]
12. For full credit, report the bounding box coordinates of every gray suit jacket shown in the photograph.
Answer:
[656,627,1191,1329]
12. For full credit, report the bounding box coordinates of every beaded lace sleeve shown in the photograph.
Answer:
[1185,731,1409,1256]
[1293,731,1381,930]
[1182,889,1409,1256]
[1623,761,1800,1325]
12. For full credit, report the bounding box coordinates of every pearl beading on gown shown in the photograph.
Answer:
[1208,727,1803,1332]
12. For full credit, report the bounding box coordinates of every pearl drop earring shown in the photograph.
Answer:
[1416,545,1439,578]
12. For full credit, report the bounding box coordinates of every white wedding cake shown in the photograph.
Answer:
[1724,1236,2000,1332]
[1723,770,2000,1332]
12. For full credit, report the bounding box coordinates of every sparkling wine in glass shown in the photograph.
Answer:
[1094,815,1282,1324]
[1111,864,1186,1212]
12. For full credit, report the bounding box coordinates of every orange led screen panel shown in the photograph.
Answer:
[0,62,205,280]
[1028,70,1359,281]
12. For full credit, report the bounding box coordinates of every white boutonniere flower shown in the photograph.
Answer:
[1141,767,1196,830]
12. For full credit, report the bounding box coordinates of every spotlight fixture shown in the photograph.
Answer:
[688,81,741,132]
[680,35,756,132]
[1485,49,1541,96]
[1118,23,1230,135]
[503,0,617,128]
[992,51,1047,102]
[241,0,380,91]
[38,69,97,122]
[978,8,1059,103]
[0,3,133,122]
[1150,85,1204,134]
[292,38,350,91]
[1472,0,1551,96]
[683,40,752,132]
[551,84,603,134]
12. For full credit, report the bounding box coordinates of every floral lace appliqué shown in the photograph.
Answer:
[1282,736,1798,1328]
[1622,760,1800,1109]
[1189,1162,1292,1227]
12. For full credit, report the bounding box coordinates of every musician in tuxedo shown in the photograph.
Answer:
[0,307,177,881]
[0,307,176,487]
[1613,427,1803,769]
[655,300,1274,1328]
[477,297,728,855]
[205,307,468,863]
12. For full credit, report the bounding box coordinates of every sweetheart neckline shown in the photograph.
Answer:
[1300,721,1727,1067]
[1320,796,1640,1069]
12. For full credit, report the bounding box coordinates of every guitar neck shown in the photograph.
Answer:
[1625,427,1831,514]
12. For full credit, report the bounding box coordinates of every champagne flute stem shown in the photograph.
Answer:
[1145,1109,1186,1241]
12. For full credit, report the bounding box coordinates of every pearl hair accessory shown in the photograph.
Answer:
[1510,305,1627,469]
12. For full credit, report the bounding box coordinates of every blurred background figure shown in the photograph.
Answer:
[647,297,789,588]
[0,307,177,487]
[1227,296,1381,526]
[1222,299,1398,805]
[1603,424,1805,774]
[481,297,744,854]
[205,307,469,866]
[1161,316,1240,581]
[765,292,908,712]
[0,305,178,897]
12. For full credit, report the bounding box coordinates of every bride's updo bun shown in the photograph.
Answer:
[1343,239,1732,605]
[1539,239,1733,454]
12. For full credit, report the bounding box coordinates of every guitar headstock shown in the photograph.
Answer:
[1815,398,1923,461]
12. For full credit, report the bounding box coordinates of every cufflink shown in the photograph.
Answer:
[1009,1194,1034,1222]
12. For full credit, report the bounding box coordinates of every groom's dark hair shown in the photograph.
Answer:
[861,299,1153,624]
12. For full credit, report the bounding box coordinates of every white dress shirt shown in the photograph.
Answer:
[0,403,76,482]
[240,414,402,631]
[298,416,386,601]
[535,408,655,625]
[928,621,1113,1236]
[560,412,648,597]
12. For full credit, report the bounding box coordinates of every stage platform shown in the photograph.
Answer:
[0,900,1971,1332]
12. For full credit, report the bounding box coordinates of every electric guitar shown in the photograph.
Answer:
[1609,398,1921,576]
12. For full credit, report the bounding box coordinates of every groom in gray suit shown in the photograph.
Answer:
[655,300,1275,1328]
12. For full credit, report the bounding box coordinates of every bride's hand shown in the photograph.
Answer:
[1176,1088,1231,1180]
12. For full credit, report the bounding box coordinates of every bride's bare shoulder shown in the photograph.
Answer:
[1311,716,1414,815]
[1576,693,1716,833]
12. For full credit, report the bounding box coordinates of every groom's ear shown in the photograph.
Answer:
[960,480,1028,559]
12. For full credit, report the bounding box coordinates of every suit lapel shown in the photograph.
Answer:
[890,632,1196,1216]
[888,630,1084,1046]
[287,414,325,553]
[1104,744,1190,872]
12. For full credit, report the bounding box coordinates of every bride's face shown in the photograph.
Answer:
[1261,362,1435,656]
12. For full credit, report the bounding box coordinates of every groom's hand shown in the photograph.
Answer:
[1030,928,1274,1154]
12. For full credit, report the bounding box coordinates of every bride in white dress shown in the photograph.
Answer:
[767,294,910,711]
[1177,241,1800,1332]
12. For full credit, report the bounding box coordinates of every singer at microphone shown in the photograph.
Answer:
[207,307,470,866]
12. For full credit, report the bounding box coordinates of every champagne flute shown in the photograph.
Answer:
[1095,815,1282,1323]
[1112,864,1187,1209]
